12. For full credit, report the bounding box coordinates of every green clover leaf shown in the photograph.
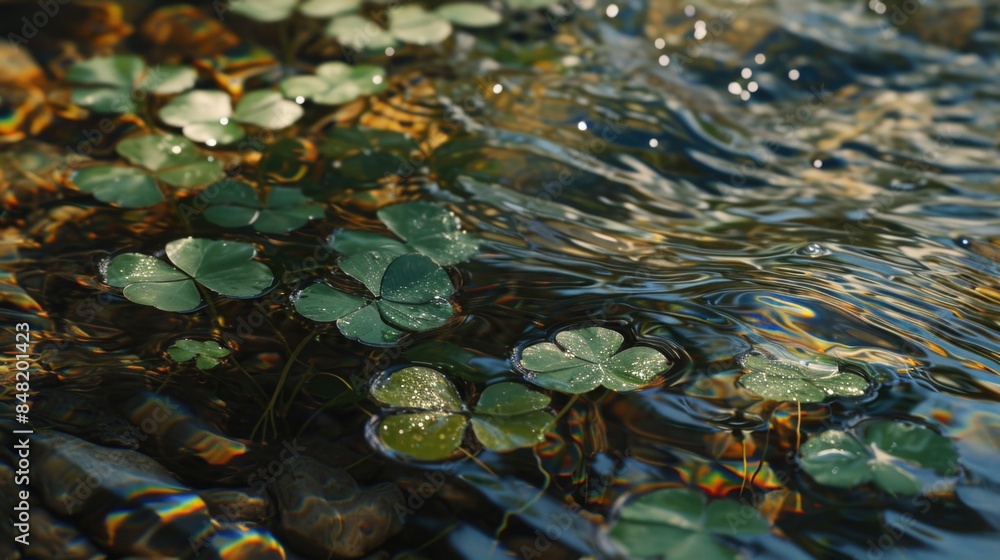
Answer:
[738,352,871,403]
[799,420,959,495]
[518,326,670,393]
[280,63,386,106]
[67,55,195,113]
[167,339,230,370]
[105,238,274,312]
[328,201,479,266]
[293,252,455,345]
[370,366,552,460]
[201,180,324,233]
[608,488,769,560]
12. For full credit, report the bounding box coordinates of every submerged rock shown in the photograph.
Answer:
[199,488,272,525]
[268,456,404,559]
[30,430,214,557]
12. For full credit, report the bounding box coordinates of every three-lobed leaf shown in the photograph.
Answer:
[168,339,230,370]
[280,62,386,106]
[158,90,244,145]
[739,352,870,403]
[70,166,164,208]
[105,238,274,312]
[293,252,455,345]
[436,3,503,27]
[115,133,224,188]
[329,202,479,266]
[201,181,324,233]
[608,488,768,560]
[370,367,552,460]
[67,55,195,113]
[518,327,670,393]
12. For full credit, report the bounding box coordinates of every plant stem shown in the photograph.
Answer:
[252,333,314,440]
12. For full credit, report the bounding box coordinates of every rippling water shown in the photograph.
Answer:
[2,0,1000,559]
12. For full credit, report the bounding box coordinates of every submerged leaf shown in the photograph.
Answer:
[608,488,768,559]
[470,382,552,451]
[168,339,230,370]
[799,420,959,495]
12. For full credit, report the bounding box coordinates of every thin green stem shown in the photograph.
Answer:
[252,334,314,440]
[494,448,551,542]
[545,393,580,433]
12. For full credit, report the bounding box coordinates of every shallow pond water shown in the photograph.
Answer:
[1,0,999,559]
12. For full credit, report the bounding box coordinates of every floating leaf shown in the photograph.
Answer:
[299,0,361,18]
[70,166,164,208]
[202,181,324,233]
[380,413,467,461]
[799,421,959,495]
[371,365,463,411]
[738,352,870,403]
[325,14,397,51]
[168,339,230,370]
[141,65,198,95]
[280,63,386,106]
[370,367,551,460]
[158,90,244,145]
[105,238,274,312]
[470,383,552,451]
[377,202,479,265]
[231,90,304,129]
[67,56,195,113]
[518,326,670,394]
[293,252,454,345]
[507,0,556,8]
[436,3,502,27]
[329,230,409,258]
[115,133,224,187]
[608,488,769,560]
[229,0,298,22]
[389,5,452,45]
[328,202,478,266]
